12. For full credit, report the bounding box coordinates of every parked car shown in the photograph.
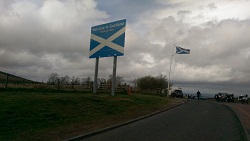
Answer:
[226,94,235,102]
[238,94,248,104]
[187,94,195,99]
[214,93,234,102]
[196,96,206,100]
[171,89,183,98]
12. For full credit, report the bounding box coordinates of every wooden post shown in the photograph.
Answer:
[128,86,132,95]
[57,78,59,90]
[5,74,9,88]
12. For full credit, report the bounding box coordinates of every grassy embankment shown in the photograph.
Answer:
[0,88,180,141]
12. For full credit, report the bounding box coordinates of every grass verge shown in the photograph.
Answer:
[0,88,180,141]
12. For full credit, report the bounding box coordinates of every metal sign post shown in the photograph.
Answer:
[93,58,99,94]
[111,56,117,96]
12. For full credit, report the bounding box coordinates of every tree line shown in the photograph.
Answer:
[47,73,171,94]
[47,73,124,86]
[136,74,171,93]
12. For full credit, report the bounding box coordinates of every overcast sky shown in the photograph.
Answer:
[1,0,250,95]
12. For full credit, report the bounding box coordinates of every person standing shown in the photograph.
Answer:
[197,90,201,100]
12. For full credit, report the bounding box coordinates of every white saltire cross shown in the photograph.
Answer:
[89,27,125,57]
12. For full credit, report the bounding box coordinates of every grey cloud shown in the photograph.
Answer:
[177,10,191,19]
[0,50,51,68]
[96,0,166,22]
[207,3,217,11]
[0,0,109,80]
[145,16,250,86]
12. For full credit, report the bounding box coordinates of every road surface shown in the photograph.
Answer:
[82,100,246,141]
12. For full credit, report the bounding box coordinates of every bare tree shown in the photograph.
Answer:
[47,73,59,85]
[100,78,106,84]
[70,76,80,89]
[107,75,124,86]
[133,78,138,87]
[81,76,92,85]
[59,75,70,85]
[71,76,80,85]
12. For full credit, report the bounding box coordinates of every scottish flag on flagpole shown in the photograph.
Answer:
[176,46,190,54]
[168,44,190,97]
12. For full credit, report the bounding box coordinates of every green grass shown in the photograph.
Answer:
[0,88,172,141]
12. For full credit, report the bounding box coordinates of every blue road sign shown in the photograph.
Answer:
[89,19,126,58]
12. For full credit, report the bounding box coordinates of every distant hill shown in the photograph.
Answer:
[0,71,40,84]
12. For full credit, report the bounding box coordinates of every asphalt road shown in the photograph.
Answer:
[82,100,246,141]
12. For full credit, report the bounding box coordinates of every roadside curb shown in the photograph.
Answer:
[64,99,189,141]
[223,104,250,141]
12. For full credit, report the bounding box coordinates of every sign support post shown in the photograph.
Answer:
[111,56,117,96]
[93,58,99,94]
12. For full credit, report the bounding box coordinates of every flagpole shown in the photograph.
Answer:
[168,44,175,97]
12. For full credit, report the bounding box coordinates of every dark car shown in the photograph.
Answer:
[171,90,183,98]
[238,94,248,104]
[214,93,234,102]
[214,93,227,102]
[195,96,206,100]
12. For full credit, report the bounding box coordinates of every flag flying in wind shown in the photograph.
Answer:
[176,46,190,54]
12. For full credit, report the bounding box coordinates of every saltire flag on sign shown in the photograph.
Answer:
[176,46,190,54]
